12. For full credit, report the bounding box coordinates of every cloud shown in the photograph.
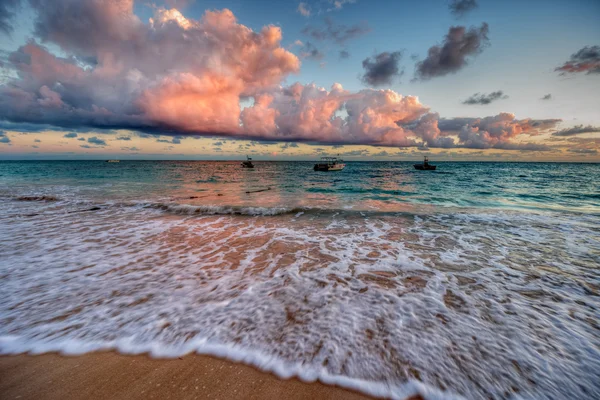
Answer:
[361,51,403,87]
[87,136,106,146]
[157,137,181,144]
[115,136,131,140]
[34,138,41,142]
[0,3,565,152]
[281,142,299,150]
[78,137,85,141]
[462,90,508,105]
[63,132,78,138]
[302,17,370,45]
[339,50,350,59]
[0,130,10,143]
[121,146,140,151]
[414,23,489,80]
[449,0,478,18]
[552,125,600,137]
[297,2,310,17]
[329,0,356,11]
[568,148,598,155]
[541,94,552,100]
[406,112,561,150]
[0,0,20,35]
[0,4,300,136]
[555,45,600,75]
[298,41,324,61]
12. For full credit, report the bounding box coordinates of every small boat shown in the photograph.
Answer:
[314,156,345,171]
[106,159,120,163]
[414,156,436,170]
[241,156,254,168]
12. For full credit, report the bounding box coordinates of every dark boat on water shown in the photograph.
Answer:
[241,156,254,168]
[414,156,436,170]
[313,156,346,171]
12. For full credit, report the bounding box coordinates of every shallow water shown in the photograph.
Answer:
[1,161,599,399]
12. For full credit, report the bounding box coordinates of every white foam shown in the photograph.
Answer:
[1,200,599,399]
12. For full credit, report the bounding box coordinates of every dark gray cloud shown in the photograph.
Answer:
[0,130,10,143]
[414,23,489,80]
[361,51,403,86]
[299,41,324,61]
[449,0,478,18]
[552,125,600,137]
[302,17,370,45]
[281,142,299,149]
[63,132,78,138]
[115,136,131,141]
[77,137,85,141]
[157,137,182,144]
[0,0,20,35]
[555,45,600,75]
[462,90,508,105]
[339,50,350,59]
[87,136,106,146]
[541,94,552,100]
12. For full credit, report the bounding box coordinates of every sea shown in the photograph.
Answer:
[0,160,599,399]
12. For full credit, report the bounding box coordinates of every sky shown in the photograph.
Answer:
[0,0,599,161]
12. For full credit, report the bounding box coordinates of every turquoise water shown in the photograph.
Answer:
[1,161,599,214]
[1,161,599,400]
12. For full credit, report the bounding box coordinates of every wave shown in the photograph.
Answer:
[138,202,304,216]
[0,336,458,400]
[16,195,61,202]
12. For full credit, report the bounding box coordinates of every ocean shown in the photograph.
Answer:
[1,160,599,399]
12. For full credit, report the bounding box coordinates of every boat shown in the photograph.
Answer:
[241,156,254,168]
[106,159,120,163]
[313,156,345,171]
[414,156,436,170]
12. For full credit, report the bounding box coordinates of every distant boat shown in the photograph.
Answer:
[241,156,254,168]
[106,159,120,163]
[414,156,436,170]
[314,156,345,171]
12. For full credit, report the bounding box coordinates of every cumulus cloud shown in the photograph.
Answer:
[339,49,350,59]
[414,23,489,80]
[0,0,20,35]
[552,125,600,137]
[462,90,508,105]
[63,132,78,138]
[115,136,131,140]
[0,2,564,152]
[541,94,552,100]
[361,51,403,87]
[297,2,311,17]
[555,45,600,75]
[88,136,106,146]
[406,112,561,150]
[449,0,478,18]
[302,17,370,45]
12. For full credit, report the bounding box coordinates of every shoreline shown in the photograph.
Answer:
[0,352,423,400]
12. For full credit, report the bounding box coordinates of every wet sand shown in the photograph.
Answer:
[0,352,393,400]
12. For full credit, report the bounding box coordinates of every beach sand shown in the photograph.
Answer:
[0,352,415,400]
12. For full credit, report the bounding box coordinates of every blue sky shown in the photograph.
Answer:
[0,0,599,160]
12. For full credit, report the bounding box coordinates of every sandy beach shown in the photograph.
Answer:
[0,352,396,400]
